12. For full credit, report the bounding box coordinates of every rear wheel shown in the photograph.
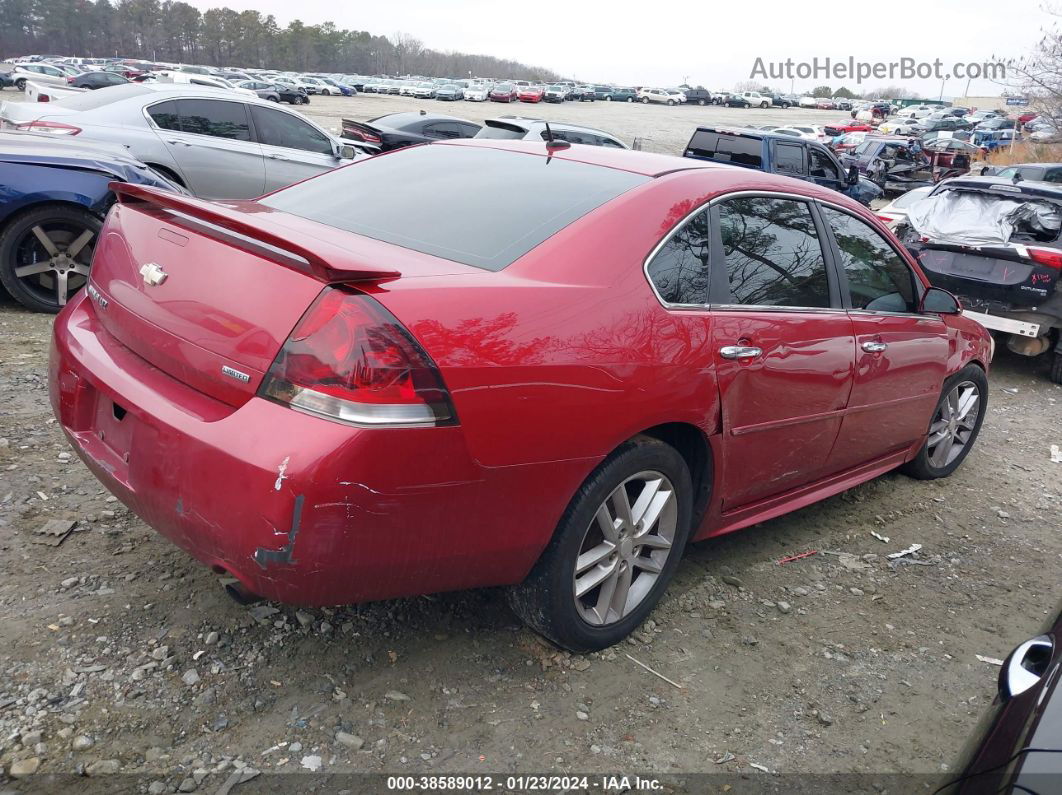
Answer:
[14,78,26,91]
[641,96,649,104]
[667,99,676,106]
[698,98,706,106]
[507,437,693,652]
[627,96,633,102]
[0,204,100,313]
[605,95,612,101]
[267,95,279,102]
[901,364,988,479]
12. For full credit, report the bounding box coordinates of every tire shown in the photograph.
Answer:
[0,204,101,313]
[667,99,675,106]
[605,95,612,101]
[627,97,633,102]
[267,95,279,102]
[507,436,693,652]
[293,95,304,105]
[641,97,649,104]
[698,98,706,106]
[760,102,769,108]
[901,364,988,480]
[14,78,26,91]
[1051,352,1062,385]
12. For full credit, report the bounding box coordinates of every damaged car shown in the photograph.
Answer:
[896,176,1062,382]
[842,136,974,191]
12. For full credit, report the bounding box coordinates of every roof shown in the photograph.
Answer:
[444,138,726,177]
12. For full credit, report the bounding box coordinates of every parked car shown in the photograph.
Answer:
[679,87,712,105]
[489,83,518,102]
[979,161,1062,182]
[0,131,182,312]
[233,80,281,103]
[474,118,626,148]
[638,88,678,105]
[897,176,1062,382]
[975,116,1016,131]
[543,85,567,103]
[0,84,359,200]
[683,126,882,205]
[769,94,792,109]
[317,77,354,96]
[50,139,990,652]
[273,75,315,95]
[939,603,1062,794]
[464,85,489,102]
[873,185,933,229]
[798,95,818,108]
[268,82,309,105]
[913,116,973,135]
[781,124,825,141]
[592,85,613,100]
[518,86,544,103]
[727,91,771,108]
[877,118,922,135]
[66,71,129,90]
[606,87,638,103]
[823,120,874,137]
[434,84,464,101]
[340,112,481,153]
[11,63,70,91]
[573,85,597,101]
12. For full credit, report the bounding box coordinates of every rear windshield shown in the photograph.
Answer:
[261,145,648,271]
[475,123,526,140]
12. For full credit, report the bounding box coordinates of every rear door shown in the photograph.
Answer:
[248,103,338,191]
[709,194,856,509]
[819,204,948,470]
[151,98,265,199]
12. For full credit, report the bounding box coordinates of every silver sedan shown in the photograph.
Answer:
[0,83,360,199]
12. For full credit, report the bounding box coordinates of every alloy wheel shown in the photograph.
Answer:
[13,222,94,307]
[573,471,677,626]
[926,380,980,468]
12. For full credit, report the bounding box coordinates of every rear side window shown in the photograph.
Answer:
[718,196,830,308]
[250,105,332,154]
[821,206,917,312]
[646,209,711,305]
[715,135,762,167]
[775,143,805,176]
[261,145,648,271]
[147,100,181,132]
[686,131,718,158]
[475,124,525,140]
[177,99,251,141]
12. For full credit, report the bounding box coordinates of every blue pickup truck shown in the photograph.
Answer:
[682,126,882,205]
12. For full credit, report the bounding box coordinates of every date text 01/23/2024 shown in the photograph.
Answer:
[386,775,664,791]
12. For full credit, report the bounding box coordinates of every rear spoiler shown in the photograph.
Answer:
[110,182,400,283]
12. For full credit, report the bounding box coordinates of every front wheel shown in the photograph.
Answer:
[14,78,26,91]
[507,437,693,652]
[641,96,649,104]
[667,99,675,106]
[698,98,706,106]
[901,364,988,479]
[605,95,612,101]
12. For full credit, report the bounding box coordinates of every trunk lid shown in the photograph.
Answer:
[88,184,468,407]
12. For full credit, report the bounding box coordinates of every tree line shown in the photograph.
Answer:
[0,0,562,81]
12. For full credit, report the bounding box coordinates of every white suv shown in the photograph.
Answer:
[638,88,680,105]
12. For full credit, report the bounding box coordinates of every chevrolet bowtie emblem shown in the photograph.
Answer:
[139,262,168,286]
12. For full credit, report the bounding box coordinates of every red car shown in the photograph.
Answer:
[815,99,837,110]
[518,86,544,103]
[50,141,992,652]
[823,120,875,136]
[489,83,518,102]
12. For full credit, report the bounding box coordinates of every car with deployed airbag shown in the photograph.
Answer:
[50,140,991,652]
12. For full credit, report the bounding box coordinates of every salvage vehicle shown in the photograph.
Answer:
[0,83,359,200]
[683,126,882,205]
[874,185,933,229]
[474,117,626,148]
[489,83,518,102]
[574,85,597,101]
[268,83,309,105]
[912,116,973,135]
[897,176,1062,382]
[938,602,1062,793]
[823,120,875,137]
[11,62,70,91]
[518,86,545,103]
[0,131,182,312]
[340,112,480,153]
[50,139,991,651]
[877,118,922,135]
[67,71,129,90]
[680,87,712,105]
[727,91,771,108]
[979,161,1062,182]
[842,136,973,191]
[232,80,281,103]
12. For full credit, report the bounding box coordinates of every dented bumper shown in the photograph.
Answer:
[49,292,574,606]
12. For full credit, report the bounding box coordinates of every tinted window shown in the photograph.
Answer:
[147,100,182,131]
[475,124,526,140]
[808,148,841,181]
[261,145,648,271]
[178,99,251,141]
[775,143,805,176]
[716,135,762,167]
[822,207,917,312]
[423,122,463,139]
[718,197,830,308]
[250,105,331,154]
[646,209,711,305]
[686,131,718,158]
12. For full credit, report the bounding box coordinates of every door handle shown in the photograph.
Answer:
[861,341,888,353]
[719,345,762,360]
[269,153,289,161]
[165,139,190,146]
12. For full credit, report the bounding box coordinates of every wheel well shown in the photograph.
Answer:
[144,163,185,187]
[638,423,713,528]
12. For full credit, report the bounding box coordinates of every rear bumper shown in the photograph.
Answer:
[50,293,580,606]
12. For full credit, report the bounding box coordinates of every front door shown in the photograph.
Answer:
[249,104,340,192]
[818,205,948,471]
[710,195,855,510]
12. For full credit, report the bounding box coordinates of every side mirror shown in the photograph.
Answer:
[338,144,357,160]
[920,286,962,315]
[847,165,859,185]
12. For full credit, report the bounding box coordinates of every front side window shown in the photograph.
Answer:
[808,148,841,181]
[821,206,917,313]
[646,209,711,305]
[177,99,251,141]
[775,143,805,176]
[250,105,332,154]
[718,196,830,308]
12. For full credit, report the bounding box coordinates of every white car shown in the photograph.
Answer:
[798,96,818,108]
[782,124,824,141]
[638,87,680,105]
[878,119,921,135]
[274,76,315,94]
[875,186,933,229]
[665,89,687,104]
[153,72,256,97]
[464,85,489,101]
[11,63,72,90]
[411,81,436,99]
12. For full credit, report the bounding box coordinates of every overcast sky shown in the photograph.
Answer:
[184,0,1050,98]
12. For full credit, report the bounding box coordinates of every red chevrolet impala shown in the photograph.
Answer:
[50,140,992,652]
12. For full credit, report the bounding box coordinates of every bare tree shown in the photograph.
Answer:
[1005,7,1062,128]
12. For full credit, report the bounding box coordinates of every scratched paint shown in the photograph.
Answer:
[274,456,290,491]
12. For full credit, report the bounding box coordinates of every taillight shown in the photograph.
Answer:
[259,287,455,426]
[37,95,50,102]
[15,120,80,135]
[1027,247,1062,269]
[875,214,895,224]
[66,76,75,83]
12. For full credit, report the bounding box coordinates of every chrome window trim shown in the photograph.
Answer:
[643,189,836,313]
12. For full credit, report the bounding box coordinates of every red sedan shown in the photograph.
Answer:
[824,120,875,135]
[518,86,544,103]
[50,141,992,652]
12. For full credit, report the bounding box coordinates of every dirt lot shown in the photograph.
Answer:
[0,91,1061,793]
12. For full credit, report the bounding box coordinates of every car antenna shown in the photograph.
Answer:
[544,122,570,153]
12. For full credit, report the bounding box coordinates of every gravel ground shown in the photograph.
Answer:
[0,91,1061,793]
